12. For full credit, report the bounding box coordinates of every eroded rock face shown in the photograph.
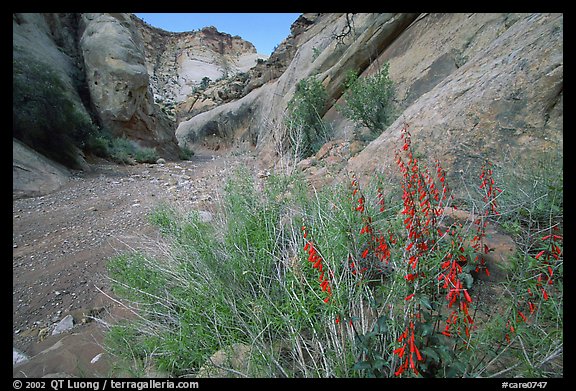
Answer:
[347,13,563,188]
[176,13,562,191]
[13,139,71,200]
[176,13,420,162]
[132,15,268,122]
[79,13,180,158]
[134,18,267,103]
[13,13,92,170]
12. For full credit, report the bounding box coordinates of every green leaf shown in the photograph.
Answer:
[446,360,466,377]
[420,309,433,322]
[372,358,387,370]
[436,345,453,362]
[421,347,440,363]
[419,295,433,310]
[420,323,434,337]
[365,331,378,339]
[352,361,372,370]
[355,335,370,349]
[459,272,474,289]
[372,315,388,334]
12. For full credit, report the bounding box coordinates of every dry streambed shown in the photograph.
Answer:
[12,152,257,378]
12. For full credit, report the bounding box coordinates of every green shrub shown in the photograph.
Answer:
[199,76,211,90]
[13,48,97,168]
[178,145,195,160]
[86,133,113,157]
[285,76,332,158]
[133,147,159,164]
[86,132,164,165]
[338,63,396,138]
[108,137,136,164]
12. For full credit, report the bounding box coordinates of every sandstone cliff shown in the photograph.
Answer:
[176,13,563,191]
[13,12,563,200]
[132,15,268,122]
[13,13,183,196]
[346,13,563,186]
[133,16,267,102]
[13,13,182,165]
[13,13,92,170]
[79,13,180,158]
[175,13,421,157]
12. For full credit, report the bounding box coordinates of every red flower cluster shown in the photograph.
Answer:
[302,226,332,303]
[436,233,475,340]
[349,175,394,277]
[534,228,561,302]
[395,124,484,350]
[479,160,501,216]
[394,321,423,376]
[395,125,445,272]
[506,226,562,342]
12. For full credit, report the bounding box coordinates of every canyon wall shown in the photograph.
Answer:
[176,13,563,190]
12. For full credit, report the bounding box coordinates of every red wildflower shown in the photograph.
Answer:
[404,273,418,282]
[393,346,406,358]
[518,311,527,323]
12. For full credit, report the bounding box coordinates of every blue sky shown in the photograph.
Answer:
[134,13,302,56]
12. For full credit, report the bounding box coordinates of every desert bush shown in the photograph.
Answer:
[338,63,396,138]
[199,76,211,90]
[285,76,332,158]
[89,134,161,165]
[86,133,112,158]
[178,145,195,160]
[107,137,136,164]
[133,147,160,164]
[13,48,97,168]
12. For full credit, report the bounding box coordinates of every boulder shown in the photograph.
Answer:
[440,207,517,282]
[52,315,75,336]
[79,13,180,159]
[13,331,110,378]
[13,349,29,366]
